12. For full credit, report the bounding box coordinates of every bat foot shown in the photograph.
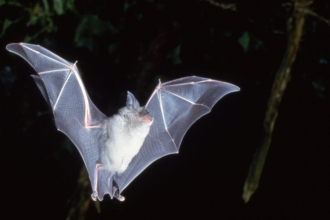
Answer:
[91,191,98,201]
[116,195,125,202]
[112,181,125,202]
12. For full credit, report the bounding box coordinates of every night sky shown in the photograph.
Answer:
[1,0,330,219]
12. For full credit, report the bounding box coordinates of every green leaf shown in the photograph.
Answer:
[42,0,50,14]
[0,18,20,38]
[312,78,325,99]
[26,3,44,27]
[238,31,250,53]
[167,44,182,65]
[124,0,136,12]
[23,35,32,42]
[53,0,64,15]
[75,14,118,50]
[52,0,75,15]
[108,42,120,54]
[65,0,76,12]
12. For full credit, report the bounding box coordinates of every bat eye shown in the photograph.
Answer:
[138,108,149,116]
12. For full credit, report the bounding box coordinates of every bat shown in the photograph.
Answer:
[6,43,240,201]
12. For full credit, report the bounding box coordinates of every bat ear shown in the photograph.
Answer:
[126,91,140,110]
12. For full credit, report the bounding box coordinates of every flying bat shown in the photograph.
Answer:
[6,43,240,201]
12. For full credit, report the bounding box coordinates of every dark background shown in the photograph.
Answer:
[1,0,330,219]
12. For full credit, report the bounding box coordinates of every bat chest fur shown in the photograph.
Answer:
[101,112,152,174]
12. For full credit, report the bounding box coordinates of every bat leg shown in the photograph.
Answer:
[91,163,103,201]
[113,182,125,202]
[107,175,125,202]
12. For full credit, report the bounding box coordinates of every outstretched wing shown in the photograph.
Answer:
[6,43,107,193]
[116,76,240,193]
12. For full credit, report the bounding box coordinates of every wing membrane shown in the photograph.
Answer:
[116,76,239,193]
[6,43,107,194]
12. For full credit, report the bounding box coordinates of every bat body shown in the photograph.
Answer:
[101,102,153,175]
[97,96,153,201]
[7,43,240,201]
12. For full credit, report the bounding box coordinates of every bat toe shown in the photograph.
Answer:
[91,191,98,201]
[117,195,125,202]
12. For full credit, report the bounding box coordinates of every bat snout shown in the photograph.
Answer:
[140,114,153,125]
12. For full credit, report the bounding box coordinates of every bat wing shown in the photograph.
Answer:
[6,43,107,195]
[115,76,240,194]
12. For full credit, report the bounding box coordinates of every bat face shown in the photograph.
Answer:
[6,43,240,202]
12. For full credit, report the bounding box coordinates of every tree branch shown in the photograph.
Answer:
[243,0,307,203]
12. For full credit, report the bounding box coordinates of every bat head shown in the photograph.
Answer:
[117,92,153,127]
[126,91,153,125]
